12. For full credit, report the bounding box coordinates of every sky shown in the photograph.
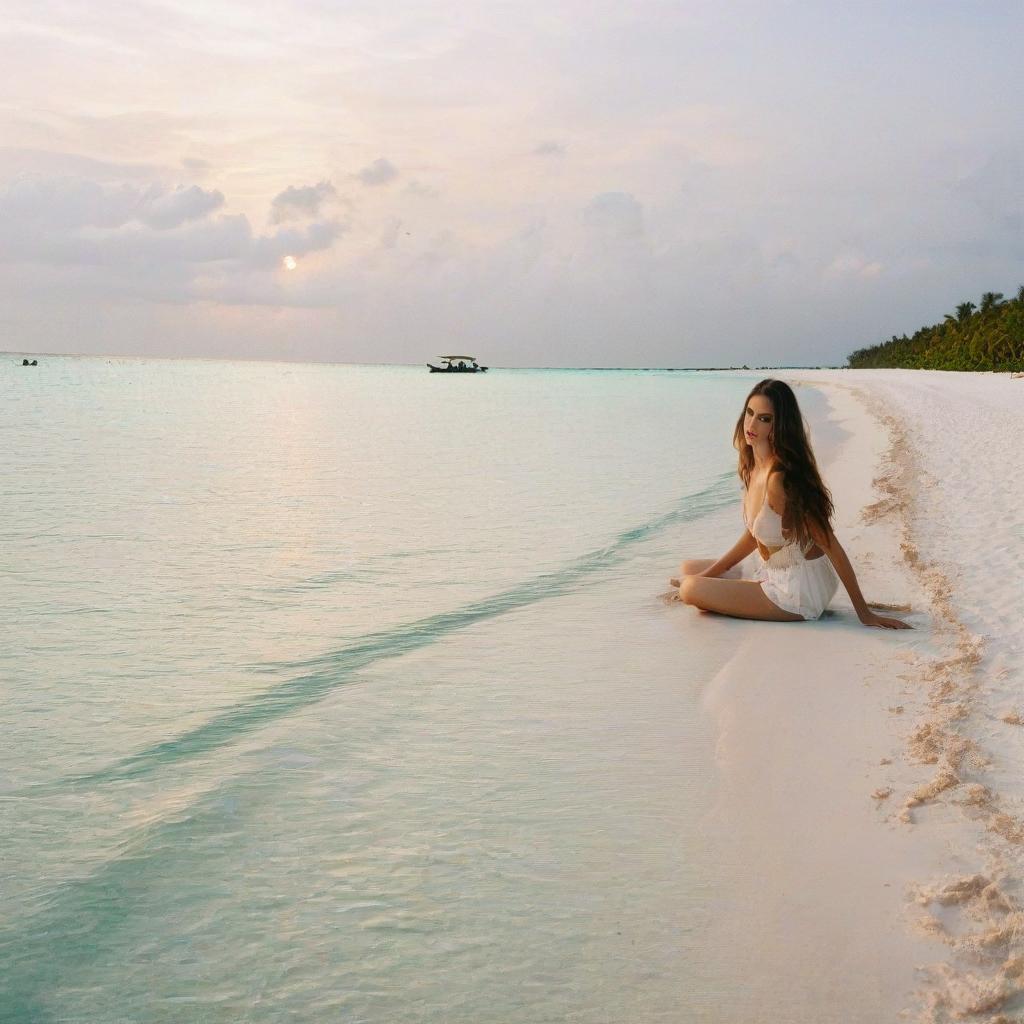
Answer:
[2,0,1023,367]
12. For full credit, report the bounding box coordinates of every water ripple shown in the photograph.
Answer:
[50,473,734,791]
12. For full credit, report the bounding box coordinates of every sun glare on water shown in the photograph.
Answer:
[283,255,298,271]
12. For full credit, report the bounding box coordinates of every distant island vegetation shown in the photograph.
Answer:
[848,287,1024,371]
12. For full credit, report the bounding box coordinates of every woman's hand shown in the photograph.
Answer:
[860,611,913,630]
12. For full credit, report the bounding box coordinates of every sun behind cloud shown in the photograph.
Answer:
[282,255,297,271]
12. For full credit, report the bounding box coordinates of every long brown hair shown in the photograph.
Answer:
[733,378,834,547]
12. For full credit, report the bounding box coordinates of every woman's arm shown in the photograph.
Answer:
[812,525,912,629]
[768,472,910,630]
[700,530,757,578]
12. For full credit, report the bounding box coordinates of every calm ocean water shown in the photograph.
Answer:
[1,358,836,1022]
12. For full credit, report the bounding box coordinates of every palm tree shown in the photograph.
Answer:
[955,301,976,324]
[979,291,1004,314]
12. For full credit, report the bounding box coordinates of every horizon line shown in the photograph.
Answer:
[3,349,848,372]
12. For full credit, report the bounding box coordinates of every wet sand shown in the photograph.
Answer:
[698,370,1024,1023]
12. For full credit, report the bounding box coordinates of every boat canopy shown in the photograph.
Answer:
[439,355,477,361]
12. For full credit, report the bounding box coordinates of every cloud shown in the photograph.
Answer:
[140,184,225,229]
[532,140,565,157]
[182,157,212,174]
[824,251,884,280]
[583,191,644,241]
[0,147,168,183]
[0,178,224,234]
[270,180,339,223]
[953,147,1024,233]
[379,217,402,249]
[245,219,343,270]
[356,157,398,186]
[0,174,344,304]
[404,179,439,199]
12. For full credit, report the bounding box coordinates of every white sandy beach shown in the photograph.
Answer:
[691,370,1024,1023]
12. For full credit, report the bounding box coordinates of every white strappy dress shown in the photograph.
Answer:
[742,487,839,621]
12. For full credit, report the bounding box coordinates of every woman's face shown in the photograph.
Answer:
[743,394,775,448]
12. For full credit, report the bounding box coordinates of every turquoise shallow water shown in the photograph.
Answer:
[1,360,836,1022]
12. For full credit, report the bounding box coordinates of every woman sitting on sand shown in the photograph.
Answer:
[671,378,911,629]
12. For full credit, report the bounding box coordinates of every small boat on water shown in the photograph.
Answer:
[427,355,488,373]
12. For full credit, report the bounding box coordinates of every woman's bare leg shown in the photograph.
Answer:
[670,558,742,588]
[679,576,804,622]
